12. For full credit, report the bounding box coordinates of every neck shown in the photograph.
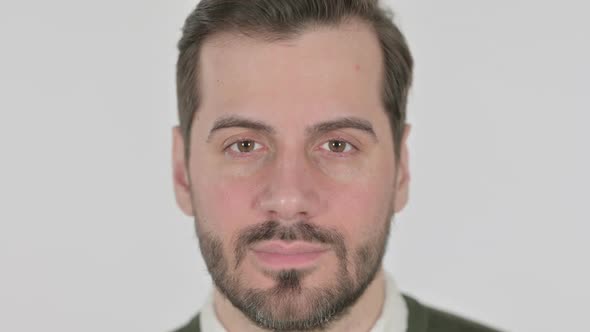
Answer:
[213,267,386,332]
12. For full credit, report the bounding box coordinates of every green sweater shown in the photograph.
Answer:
[173,294,501,332]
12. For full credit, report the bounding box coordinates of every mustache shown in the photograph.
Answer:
[234,220,347,268]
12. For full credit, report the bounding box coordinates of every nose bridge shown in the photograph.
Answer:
[256,145,319,220]
[275,146,307,186]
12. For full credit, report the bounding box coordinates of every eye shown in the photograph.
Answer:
[320,140,354,153]
[227,140,263,154]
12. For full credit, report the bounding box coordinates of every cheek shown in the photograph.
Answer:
[192,174,259,237]
[329,174,394,241]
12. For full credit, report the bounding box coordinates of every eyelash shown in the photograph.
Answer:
[319,140,355,154]
[224,138,358,158]
[226,140,264,154]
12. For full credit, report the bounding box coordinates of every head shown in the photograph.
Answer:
[172,0,413,330]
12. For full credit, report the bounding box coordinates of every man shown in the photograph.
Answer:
[171,0,500,331]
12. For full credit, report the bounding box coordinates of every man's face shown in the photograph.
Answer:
[173,20,410,330]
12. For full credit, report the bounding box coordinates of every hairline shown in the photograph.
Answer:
[183,17,392,164]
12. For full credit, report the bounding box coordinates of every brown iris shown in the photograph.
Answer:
[328,140,347,153]
[237,140,255,153]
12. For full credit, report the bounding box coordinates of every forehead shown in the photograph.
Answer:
[197,19,385,128]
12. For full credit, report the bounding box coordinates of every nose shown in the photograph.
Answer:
[254,152,321,222]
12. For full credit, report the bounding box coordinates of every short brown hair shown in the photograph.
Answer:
[176,0,413,162]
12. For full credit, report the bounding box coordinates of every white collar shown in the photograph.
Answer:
[200,286,226,331]
[370,271,408,332]
[200,271,407,332]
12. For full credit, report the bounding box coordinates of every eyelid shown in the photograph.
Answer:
[222,134,263,149]
[222,137,268,159]
[318,138,359,154]
[227,140,264,153]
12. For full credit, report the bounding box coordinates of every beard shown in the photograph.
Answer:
[196,217,392,331]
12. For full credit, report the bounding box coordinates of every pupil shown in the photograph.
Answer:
[239,141,253,152]
[331,141,345,152]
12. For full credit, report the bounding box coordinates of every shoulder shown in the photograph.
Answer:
[402,294,503,332]
[171,313,201,332]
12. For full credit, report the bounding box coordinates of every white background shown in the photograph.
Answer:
[1,0,588,331]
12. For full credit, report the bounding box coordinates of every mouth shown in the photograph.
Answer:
[251,241,329,269]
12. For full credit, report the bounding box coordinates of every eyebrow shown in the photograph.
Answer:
[306,117,377,141]
[207,115,377,142]
[207,115,276,142]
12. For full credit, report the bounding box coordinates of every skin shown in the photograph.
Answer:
[172,19,411,332]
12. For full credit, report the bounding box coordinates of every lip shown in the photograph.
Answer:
[252,241,328,255]
[251,241,329,269]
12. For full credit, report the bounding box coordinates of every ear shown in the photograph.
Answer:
[172,126,194,217]
[393,124,411,213]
